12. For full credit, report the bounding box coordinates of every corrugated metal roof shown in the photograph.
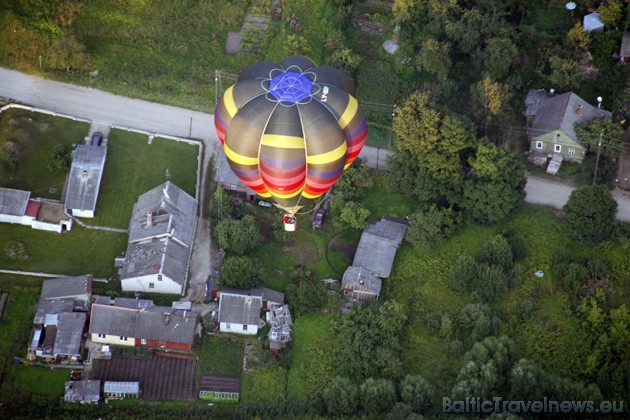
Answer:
[41,276,92,300]
[65,380,101,402]
[53,312,86,356]
[89,304,198,345]
[342,266,382,295]
[218,294,262,325]
[64,145,107,212]
[118,237,190,286]
[0,187,30,216]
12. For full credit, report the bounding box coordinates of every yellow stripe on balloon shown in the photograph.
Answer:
[261,134,305,149]
[306,142,347,165]
[269,188,304,199]
[224,143,258,166]
[338,95,358,129]
[302,191,324,199]
[223,85,238,117]
[257,191,272,198]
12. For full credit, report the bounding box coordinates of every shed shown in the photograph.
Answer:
[199,375,241,401]
[65,380,101,403]
[583,13,604,33]
[65,144,107,218]
[620,32,630,64]
[104,381,140,399]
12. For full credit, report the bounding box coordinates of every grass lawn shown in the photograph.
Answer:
[5,365,68,395]
[196,335,243,378]
[0,224,127,278]
[86,130,199,228]
[0,292,38,358]
[286,313,335,400]
[0,109,89,200]
[241,366,287,403]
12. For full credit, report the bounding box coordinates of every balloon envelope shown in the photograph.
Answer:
[214,56,367,213]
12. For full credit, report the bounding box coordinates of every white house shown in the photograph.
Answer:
[0,187,72,233]
[119,181,197,295]
[218,292,262,335]
[65,144,107,218]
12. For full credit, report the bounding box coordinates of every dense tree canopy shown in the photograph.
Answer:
[563,185,618,243]
[218,256,262,289]
[214,215,260,255]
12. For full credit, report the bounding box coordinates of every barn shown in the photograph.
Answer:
[65,144,107,218]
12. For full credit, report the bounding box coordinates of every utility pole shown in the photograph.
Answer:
[593,132,603,186]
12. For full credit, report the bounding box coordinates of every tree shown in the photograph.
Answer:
[214,215,260,254]
[48,143,71,171]
[563,185,617,243]
[44,35,89,72]
[339,201,370,230]
[285,265,326,317]
[400,375,434,414]
[283,34,311,56]
[567,23,592,51]
[392,0,423,24]
[469,77,511,135]
[461,142,525,224]
[329,47,362,73]
[483,37,517,80]
[407,205,461,249]
[548,56,583,91]
[459,303,501,345]
[472,263,509,303]
[321,377,359,416]
[393,91,475,181]
[448,255,479,293]
[360,378,397,415]
[502,229,529,262]
[416,38,452,80]
[219,256,262,289]
[451,336,517,400]
[598,0,623,27]
[575,118,624,159]
[475,234,513,270]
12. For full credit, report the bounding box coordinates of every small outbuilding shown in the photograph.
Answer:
[620,32,630,64]
[104,381,140,399]
[583,12,604,33]
[64,380,101,404]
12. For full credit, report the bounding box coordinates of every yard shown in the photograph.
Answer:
[195,335,243,378]
[85,129,199,229]
[0,292,38,358]
[0,108,89,200]
[0,223,127,278]
[3,365,68,396]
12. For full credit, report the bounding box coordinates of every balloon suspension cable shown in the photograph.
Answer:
[294,188,332,216]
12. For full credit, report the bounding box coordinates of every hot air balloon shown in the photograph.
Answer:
[214,56,367,231]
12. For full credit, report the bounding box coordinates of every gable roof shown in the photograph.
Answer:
[128,181,197,247]
[93,295,155,310]
[199,375,241,394]
[0,187,30,216]
[526,91,612,143]
[220,287,285,305]
[89,303,198,345]
[351,217,408,278]
[65,380,101,402]
[41,275,92,300]
[54,312,87,356]
[65,144,107,212]
[118,237,190,286]
[342,266,382,296]
[218,293,262,326]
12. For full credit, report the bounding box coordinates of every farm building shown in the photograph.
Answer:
[199,375,241,401]
[89,297,199,352]
[119,181,198,295]
[219,286,284,310]
[0,187,72,233]
[342,217,408,301]
[218,292,263,335]
[104,381,140,399]
[65,143,107,218]
[65,380,101,404]
[28,275,92,362]
[267,305,292,353]
[215,149,256,201]
[524,90,612,166]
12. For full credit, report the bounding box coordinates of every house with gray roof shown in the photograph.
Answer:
[89,298,199,352]
[119,181,198,295]
[524,90,612,164]
[65,380,101,404]
[28,275,92,362]
[0,187,72,233]
[219,286,284,310]
[218,292,263,335]
[342,217,408,301]
[65,144,107,218]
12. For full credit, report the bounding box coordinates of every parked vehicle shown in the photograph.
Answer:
[258,200,272,208]
[91,131,103,146]
[312,208,326,229]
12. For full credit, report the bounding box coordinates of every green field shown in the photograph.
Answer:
[196,335,243,378]
[0,292,38,358]
[5,365,68,396]
[0,109,89,200]
[86,130,199,228]
[0,224,127,278]
[241,366,287,403]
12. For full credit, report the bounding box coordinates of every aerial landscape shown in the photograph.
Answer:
[0,0,629,418]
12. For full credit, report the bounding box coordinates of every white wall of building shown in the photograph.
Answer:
[121,273,182,295]
[91,333,136,347]
[70,209,94,218]
[220,322,258,335]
